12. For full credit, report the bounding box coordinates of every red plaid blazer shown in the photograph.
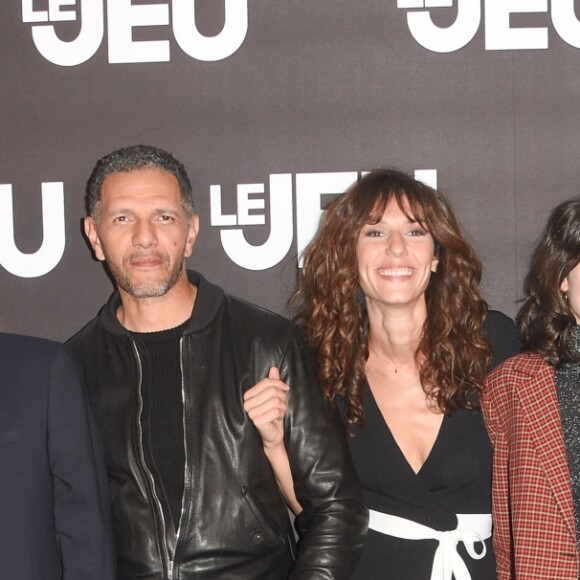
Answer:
[483,352,579,579]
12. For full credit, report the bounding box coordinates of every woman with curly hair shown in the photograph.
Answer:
[244,169,519,579]
[483,197,580,580]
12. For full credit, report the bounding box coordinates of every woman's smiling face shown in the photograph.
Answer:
[356,197,438,312]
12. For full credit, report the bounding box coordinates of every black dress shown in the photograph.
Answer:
[344,311,520,579]
[346,390,496,579]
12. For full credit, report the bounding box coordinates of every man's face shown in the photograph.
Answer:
[84,168,198,299]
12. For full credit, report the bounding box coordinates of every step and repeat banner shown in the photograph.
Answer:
[2,1,580,341]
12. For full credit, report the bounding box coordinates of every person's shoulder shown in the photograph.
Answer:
[487,351,547,383]
[65,315,107,370]
[484,352,553,417]
[191,270,294,332]
[66,292,120,350]
[484,309,522,372]
[0,333,73,377]
[67,316,101,345]
[221,293,307,356]
[224,292,295,330]
[0,332,61,356]
[484,309,515,331]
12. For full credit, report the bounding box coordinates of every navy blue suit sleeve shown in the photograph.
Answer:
[48,345,116,579]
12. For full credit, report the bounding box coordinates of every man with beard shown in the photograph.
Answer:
[68,145,367,580]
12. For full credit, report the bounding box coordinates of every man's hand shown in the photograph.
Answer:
[243,367,289,448]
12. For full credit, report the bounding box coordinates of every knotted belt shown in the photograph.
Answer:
[368,509,492,580]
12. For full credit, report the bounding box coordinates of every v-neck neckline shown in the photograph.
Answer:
[366,383,448,478]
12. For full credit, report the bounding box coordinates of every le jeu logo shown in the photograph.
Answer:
[398,0,580,53]
[210,170,437,271]
[22,1,580,65]
[22,0,248,66]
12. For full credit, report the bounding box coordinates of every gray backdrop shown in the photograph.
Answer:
[2,1,580,341]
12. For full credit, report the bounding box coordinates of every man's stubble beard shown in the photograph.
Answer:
[106,252,186,299]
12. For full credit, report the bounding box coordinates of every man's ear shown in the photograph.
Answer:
[184,213,199,258]
[84,216,106,262]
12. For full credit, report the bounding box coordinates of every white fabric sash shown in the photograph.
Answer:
[368,509,492,580]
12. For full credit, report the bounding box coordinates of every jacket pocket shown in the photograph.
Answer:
[240,485,286,549]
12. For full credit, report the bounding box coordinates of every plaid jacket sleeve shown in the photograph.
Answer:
[483,353,579,580]
[482,367,513,580]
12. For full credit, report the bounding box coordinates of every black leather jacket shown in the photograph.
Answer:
[68,271,368,579]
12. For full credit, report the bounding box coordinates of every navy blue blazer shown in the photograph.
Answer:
[0,333,115,579]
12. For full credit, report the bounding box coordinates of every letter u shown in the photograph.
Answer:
[172,0,248,61]
[0,183,65,277]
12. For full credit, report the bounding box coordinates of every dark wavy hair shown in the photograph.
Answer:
[291,169,491,429]
[517,197,580,366]
[86,144,194,218]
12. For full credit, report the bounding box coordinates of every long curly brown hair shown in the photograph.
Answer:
[517,197,580,367]
[291,169,491,429]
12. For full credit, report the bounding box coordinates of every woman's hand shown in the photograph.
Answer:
[243,367,302,514]
[243,366,289,448]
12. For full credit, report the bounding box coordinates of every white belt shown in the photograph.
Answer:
[368,509,492,580]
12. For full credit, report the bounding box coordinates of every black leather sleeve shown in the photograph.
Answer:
[280,329,368,579]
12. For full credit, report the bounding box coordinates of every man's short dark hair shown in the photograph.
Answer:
[86,145,194,218]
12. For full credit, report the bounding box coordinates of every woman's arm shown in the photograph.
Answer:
[482,370,514,580]
[243,366,303,514]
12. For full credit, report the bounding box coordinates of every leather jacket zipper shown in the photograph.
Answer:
[169,337,188,580]
[131,340,173,579]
